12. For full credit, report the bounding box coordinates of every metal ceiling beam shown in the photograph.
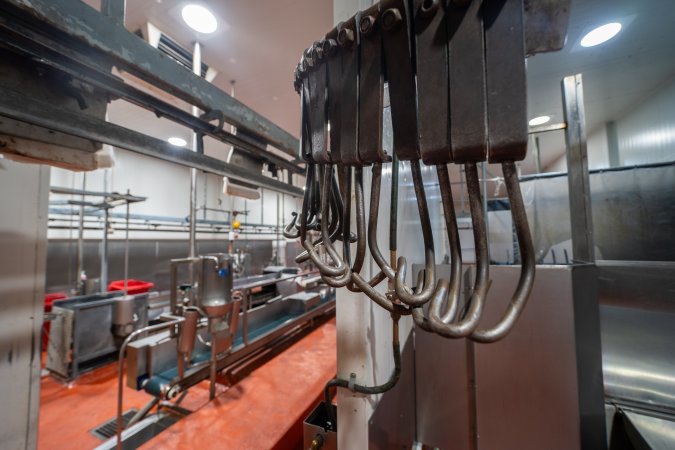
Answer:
[0,87,304,198]
[1,0,300,158]
[0,17,303,174]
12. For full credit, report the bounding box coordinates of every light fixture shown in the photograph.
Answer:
[181,4,218,34]
[168,137,187,147]
[580,22,622,47]
[528,115,551,127]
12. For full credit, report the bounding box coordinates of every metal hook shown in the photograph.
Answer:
[469,161,534,343]
[347,167,387,293]
[301,165,348,278]
[283,212,299,239]
[394,160,436,306]
[424,163,489,338]
[367,163,396,281]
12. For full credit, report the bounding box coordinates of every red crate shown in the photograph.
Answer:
[107,279,154,295]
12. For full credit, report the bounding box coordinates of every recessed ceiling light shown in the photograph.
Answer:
[580,22,622,47]
[181,4,218,34]
[528,115,551,127]
[168,137,187,147]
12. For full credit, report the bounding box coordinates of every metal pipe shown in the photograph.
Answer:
[242,288,250,346]
[389,154,399,287]
[189,41,201,261]
[101,206,109,291]
[323,314,402,427]
[125,397,159,429]
[209,332,217,399]
[123,190,130,295]
[482,161,490,254]
[76,173,86,294]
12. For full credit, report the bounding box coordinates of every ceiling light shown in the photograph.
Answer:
[181,4,218,34]
[528,115,551,127]
[168,137,187,147]
[580,22,622,47]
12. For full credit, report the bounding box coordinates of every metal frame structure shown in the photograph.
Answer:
[0,0,304,197]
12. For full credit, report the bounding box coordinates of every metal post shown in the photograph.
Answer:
[77,173,86,294]
[482,162,490,256]
[534,136,542,174]
[101,207,109,290]
[188,42,201,260]
[123,191,130,295]
[561,74,595,263]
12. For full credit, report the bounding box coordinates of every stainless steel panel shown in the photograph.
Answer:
[46,238,275,293]
[474,265,606,450]
[520,162,675,263]
[601,305,675,414]
[623,411,675,450]
[408,265,605,450]
[46,306,74,378]
[413,328,474,450]
[597,261,675,313]
[46,292,149,379]
[368,336,416,450]
[596,261,675,416]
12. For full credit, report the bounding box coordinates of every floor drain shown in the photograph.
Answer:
[90,409,138,440]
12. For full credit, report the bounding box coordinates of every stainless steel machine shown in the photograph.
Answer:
[46,291,152,380]
[106,253,334,449]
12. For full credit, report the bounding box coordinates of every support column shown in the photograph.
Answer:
[562,74,595,263]
[0,158,50,449]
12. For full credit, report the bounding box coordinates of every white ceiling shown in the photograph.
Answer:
[120,0,334,140]
[89,0,675,179]
[525,0,675,171]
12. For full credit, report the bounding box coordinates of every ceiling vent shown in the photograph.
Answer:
[137,22,218,82]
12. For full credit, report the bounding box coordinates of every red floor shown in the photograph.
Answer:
[38,318,336,450]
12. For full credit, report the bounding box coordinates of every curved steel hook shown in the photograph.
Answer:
[300,164,349,278]
[319,165,353,288]
[394,160,436,306]
[425,163,488,338]
[470,161,534,343]
[367,163,397,281]
[282,212,300,239]
[347,167,387,293]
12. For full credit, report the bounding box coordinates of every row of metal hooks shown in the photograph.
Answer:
[285,0,536,344]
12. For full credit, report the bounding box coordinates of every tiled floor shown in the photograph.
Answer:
[38,318,336,450]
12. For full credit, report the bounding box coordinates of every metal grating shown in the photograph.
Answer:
[90,409,138,440]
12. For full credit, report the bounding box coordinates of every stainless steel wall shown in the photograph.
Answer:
[0,158,49,449]
[45,238,274,293]
[521,162,675,262]
[371,265,607,450]
[598,261,675,415]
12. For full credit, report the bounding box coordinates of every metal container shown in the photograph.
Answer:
[304,401,337,450]
[199,253,232,316]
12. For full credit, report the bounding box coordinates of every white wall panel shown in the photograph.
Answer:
[616,77,675,165]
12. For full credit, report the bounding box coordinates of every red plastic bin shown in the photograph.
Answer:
[107,279,155,295]
[44,293,68,351]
